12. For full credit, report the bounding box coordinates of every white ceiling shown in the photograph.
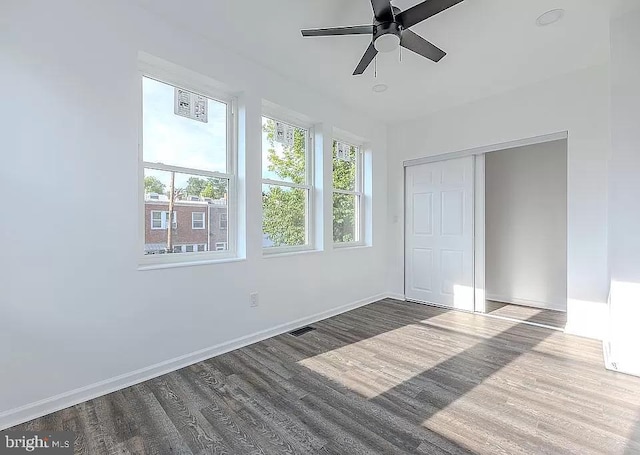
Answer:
[137,0,632,123]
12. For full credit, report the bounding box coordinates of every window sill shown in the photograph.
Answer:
[138,256,245,271]
[333,243,369,251]
[262,248,321,259]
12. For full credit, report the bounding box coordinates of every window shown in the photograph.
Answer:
[150,211,176,230]
[261,115,312,251]
[141,72,235,263]
[215,242,227,251]
[332,139,363,244]
[192,212,205,229]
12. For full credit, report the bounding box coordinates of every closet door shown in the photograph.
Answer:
[405,157,474,310]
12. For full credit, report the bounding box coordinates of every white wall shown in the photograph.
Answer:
[0,0,388,426]
[605,7,640,376]
[485,141,568,311]
[388,64,610,339]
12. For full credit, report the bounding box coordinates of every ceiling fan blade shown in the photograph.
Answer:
[397,0,465,29]
[353,42,378,75]
[400,30,446,62]
[301,25,374,37]
[371,0,394,21]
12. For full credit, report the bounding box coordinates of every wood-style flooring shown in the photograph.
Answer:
[485,300,568,330]
[5,299,640,454]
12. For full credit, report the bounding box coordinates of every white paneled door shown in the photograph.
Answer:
[405,157,474,310]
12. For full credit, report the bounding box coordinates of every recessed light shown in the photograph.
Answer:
[536,9,565,26]
[372,83,388,93]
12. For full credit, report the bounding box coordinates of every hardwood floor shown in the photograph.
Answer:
[5,299,640,454]
[485,300,567,329]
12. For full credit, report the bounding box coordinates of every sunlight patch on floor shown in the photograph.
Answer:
[297,315,524,398]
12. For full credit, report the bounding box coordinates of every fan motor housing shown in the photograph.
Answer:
[373,21,402,41]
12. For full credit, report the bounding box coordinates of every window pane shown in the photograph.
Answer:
[143,77,227,173]
[144,168,228,255]
[192,212,205,229]
[262,184,307,248]
[333,193,359,243]
[262,117,307,184]
[333,141,357,191]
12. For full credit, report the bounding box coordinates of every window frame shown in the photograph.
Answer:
[138,57,237,268]
[150,210,177,230]
[261,112,314,255]
[191,211,205,230]
[332,138,364,247]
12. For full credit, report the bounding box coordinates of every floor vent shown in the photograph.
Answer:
[289,326,316,337]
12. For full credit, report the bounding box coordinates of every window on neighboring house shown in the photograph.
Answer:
[192,212,205,229]
[150,211,177,230]
[219,213,228,230]
[215,242,227,251]
[332,139,363,244]
[141,73,235,263]
[261,115,313,252]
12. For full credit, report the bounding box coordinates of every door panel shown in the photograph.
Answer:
[411,248,433,291]
[405,157,474,310]
[413,193,433,234]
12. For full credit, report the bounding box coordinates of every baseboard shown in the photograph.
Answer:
[485,294,565,312]
[0,293,385,431]
[384,292,406,301]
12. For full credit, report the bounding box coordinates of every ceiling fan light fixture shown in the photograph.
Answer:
[374,34,401,53]
[536,9,565,26]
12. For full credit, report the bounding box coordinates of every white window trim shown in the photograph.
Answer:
[261,113,315,255]
[151,211,163,230]
[192,212,205,230]
[150,210,176,230]
[138,56,238,268]
[332,139,365,248]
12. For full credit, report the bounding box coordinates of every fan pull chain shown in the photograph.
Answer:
[400,45,402,62]
[374,56,377,78]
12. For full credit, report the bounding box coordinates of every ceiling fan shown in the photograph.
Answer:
[301,0,464,75]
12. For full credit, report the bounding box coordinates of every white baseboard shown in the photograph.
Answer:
[486,294,565,312]
[0,293,385,431]
[384,292,406,301]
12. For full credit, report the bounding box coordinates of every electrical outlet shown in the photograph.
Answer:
[250,292,259,307]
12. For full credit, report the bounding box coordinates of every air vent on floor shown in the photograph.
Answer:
[289,326,316,337]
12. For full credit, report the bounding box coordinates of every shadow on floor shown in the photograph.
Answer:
[485,300,567,330]
[368,310,553,452]
[625,411,640,454]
